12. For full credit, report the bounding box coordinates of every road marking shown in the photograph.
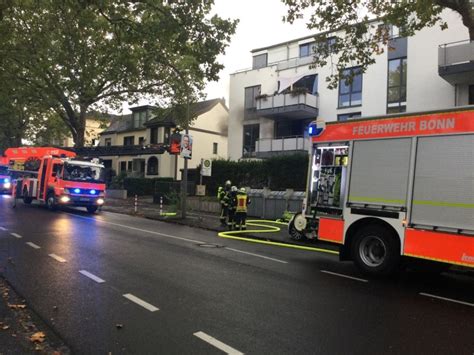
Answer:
[26,242,41,249]
[65,212,205,244]
[123,293,159,312]
[320,270,368,283]
[419,292,474,307]
[225,247,288,264]
[0,227,7,231]
[79,270,105,283]
[194,331,243,355]
[48,254,67,263]
[11,233,22,239]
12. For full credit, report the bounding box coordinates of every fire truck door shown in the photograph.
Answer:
[38,158,50,200]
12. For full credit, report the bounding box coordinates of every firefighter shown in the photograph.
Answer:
[227,186,238,230]
[218,180,232,226]
[234,187,250,231]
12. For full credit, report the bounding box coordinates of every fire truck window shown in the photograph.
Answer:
[63,164,105,183]
[52,164,63,177]
[0,166,8,174]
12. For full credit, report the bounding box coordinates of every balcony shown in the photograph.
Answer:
[438,40,474,84]
[246,92,319,120]
[255,136,310,158]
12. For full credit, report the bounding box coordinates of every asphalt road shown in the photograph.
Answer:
[0,195,473,355]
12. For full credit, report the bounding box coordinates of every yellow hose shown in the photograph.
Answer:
[218,219,339,255]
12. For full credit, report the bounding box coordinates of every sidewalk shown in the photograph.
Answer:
[0,277,70,354]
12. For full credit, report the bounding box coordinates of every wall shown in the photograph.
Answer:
[63,118,109,147]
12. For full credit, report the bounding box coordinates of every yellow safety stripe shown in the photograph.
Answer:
[349,196,405,204]
[412,200,474,209]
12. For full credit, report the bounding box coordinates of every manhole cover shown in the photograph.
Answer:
[197,243,223,248]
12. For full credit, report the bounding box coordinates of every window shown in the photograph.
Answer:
[147,157,159,176]
[244,85,261,109]
[387,57,407,113]
[338,67,363,108]
[243,124,260,157]
[292,74,318,95]
[326,37,337,52]
[337,112,361,121]
[139,137,145,146]
[120,161,127,172]
[123,136,135,146]
[164,127,171,144]
[150,127,158,144]
[275,119,307,138]
[127,161,133,171]
[212,142,218,155]
[469,85,474,105]
[139,111,146,126]
[104,138,111,146]
[52,163,63,177]
[133,112,140,128]
[252,53,268,69]
[299,42,315,57]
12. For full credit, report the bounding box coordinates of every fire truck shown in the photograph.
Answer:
[5,147,106,213]
[289,107,474,275]
[0,156,12,193]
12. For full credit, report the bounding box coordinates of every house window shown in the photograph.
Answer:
[123,136,135,146]
[139,111,146,127]
[244,85,261,109]
[147,156,159,176]
[252,53,268,69]
[139,137,145,146]
[164,127,171,144]
[299,42,315,57]
[387,57,407,113]
[104,138,111,146]
[127,161,133,171]
[243,124,260,157]
[327,37,336,52]
[213,142,218,155]
[469,85,474,105]
[338,67,363,108]
[291,74,318,95]
[337,112,361,121]
[150,127,158,144]
[275,119,307,138]
[120,161,127,173]
[133,112,140,128]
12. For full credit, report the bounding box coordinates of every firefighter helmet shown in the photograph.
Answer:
[231,186,238,192]
[240,187,246,193]
[225,180,231,186]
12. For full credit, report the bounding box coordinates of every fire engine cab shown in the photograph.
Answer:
[0,156,11,194]
[290,107,474,275]
[5,147,106,213]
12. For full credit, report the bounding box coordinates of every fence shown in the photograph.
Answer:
[247,189,304,220]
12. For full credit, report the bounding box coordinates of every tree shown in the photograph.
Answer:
[283,0,473,88]
[0,1,237,147]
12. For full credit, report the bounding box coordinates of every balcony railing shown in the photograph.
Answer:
[439,40,474,67]
[256,136,310,156]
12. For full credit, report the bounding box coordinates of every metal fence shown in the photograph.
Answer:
[247,189,305,220]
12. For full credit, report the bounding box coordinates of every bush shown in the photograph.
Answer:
[123,177,174,196]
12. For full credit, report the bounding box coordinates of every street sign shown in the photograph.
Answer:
[196,185,206,196]
[201,158,212,176]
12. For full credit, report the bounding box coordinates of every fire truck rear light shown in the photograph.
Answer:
[60,196,70,203]
[97,198,104,205]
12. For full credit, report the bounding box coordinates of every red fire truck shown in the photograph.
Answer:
[5,147,106,213]
[289,107,474,275]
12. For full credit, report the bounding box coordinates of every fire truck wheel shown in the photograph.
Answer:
[22,188,33,204]
[352,225,400,276]
[46,193,58,211]
[289,221,305,241]
[86,206,98,214]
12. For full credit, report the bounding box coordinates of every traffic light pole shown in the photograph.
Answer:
[180,99,190,219]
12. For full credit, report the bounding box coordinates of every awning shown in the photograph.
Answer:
[278,74,306,93]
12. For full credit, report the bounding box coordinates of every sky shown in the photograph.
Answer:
[204,0,312,104]
[119,0,313,113]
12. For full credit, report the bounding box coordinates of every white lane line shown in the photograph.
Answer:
[419,292,474,307]
[0,227,7,231]
[48,254,67,263]
[320,270,368,283]
[79,270,105,283]
[26,242,41,249]
[65,212,205,244]
[11,233,22,239]
[225,247,288,264]
[123,293,159,312]
[194,331,244,355]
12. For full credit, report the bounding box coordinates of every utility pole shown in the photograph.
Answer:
[180,98,190,219]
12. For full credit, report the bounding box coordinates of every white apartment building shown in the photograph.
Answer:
[228,9,473,160]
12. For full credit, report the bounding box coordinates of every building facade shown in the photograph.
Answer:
[228,9,472,160]
[97,98,228,179]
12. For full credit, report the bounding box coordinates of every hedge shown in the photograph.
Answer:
[194,153,309,195]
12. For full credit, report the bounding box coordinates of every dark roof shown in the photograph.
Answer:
[101,114,134,134]
[129,105,157,112]
[71,144,167,157]
[145,98,227,127]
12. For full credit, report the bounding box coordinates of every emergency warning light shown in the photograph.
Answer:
[4,178,9,183]
[73,188,81,194]
[90,189,97,195]
[308,119,326,137]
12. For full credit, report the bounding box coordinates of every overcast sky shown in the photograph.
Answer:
[204,0,312,104]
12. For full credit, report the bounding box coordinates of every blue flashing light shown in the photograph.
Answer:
[73,188,81,194]
[308,126,314,135]
[4,178,10,183]
[90,189,97,195]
